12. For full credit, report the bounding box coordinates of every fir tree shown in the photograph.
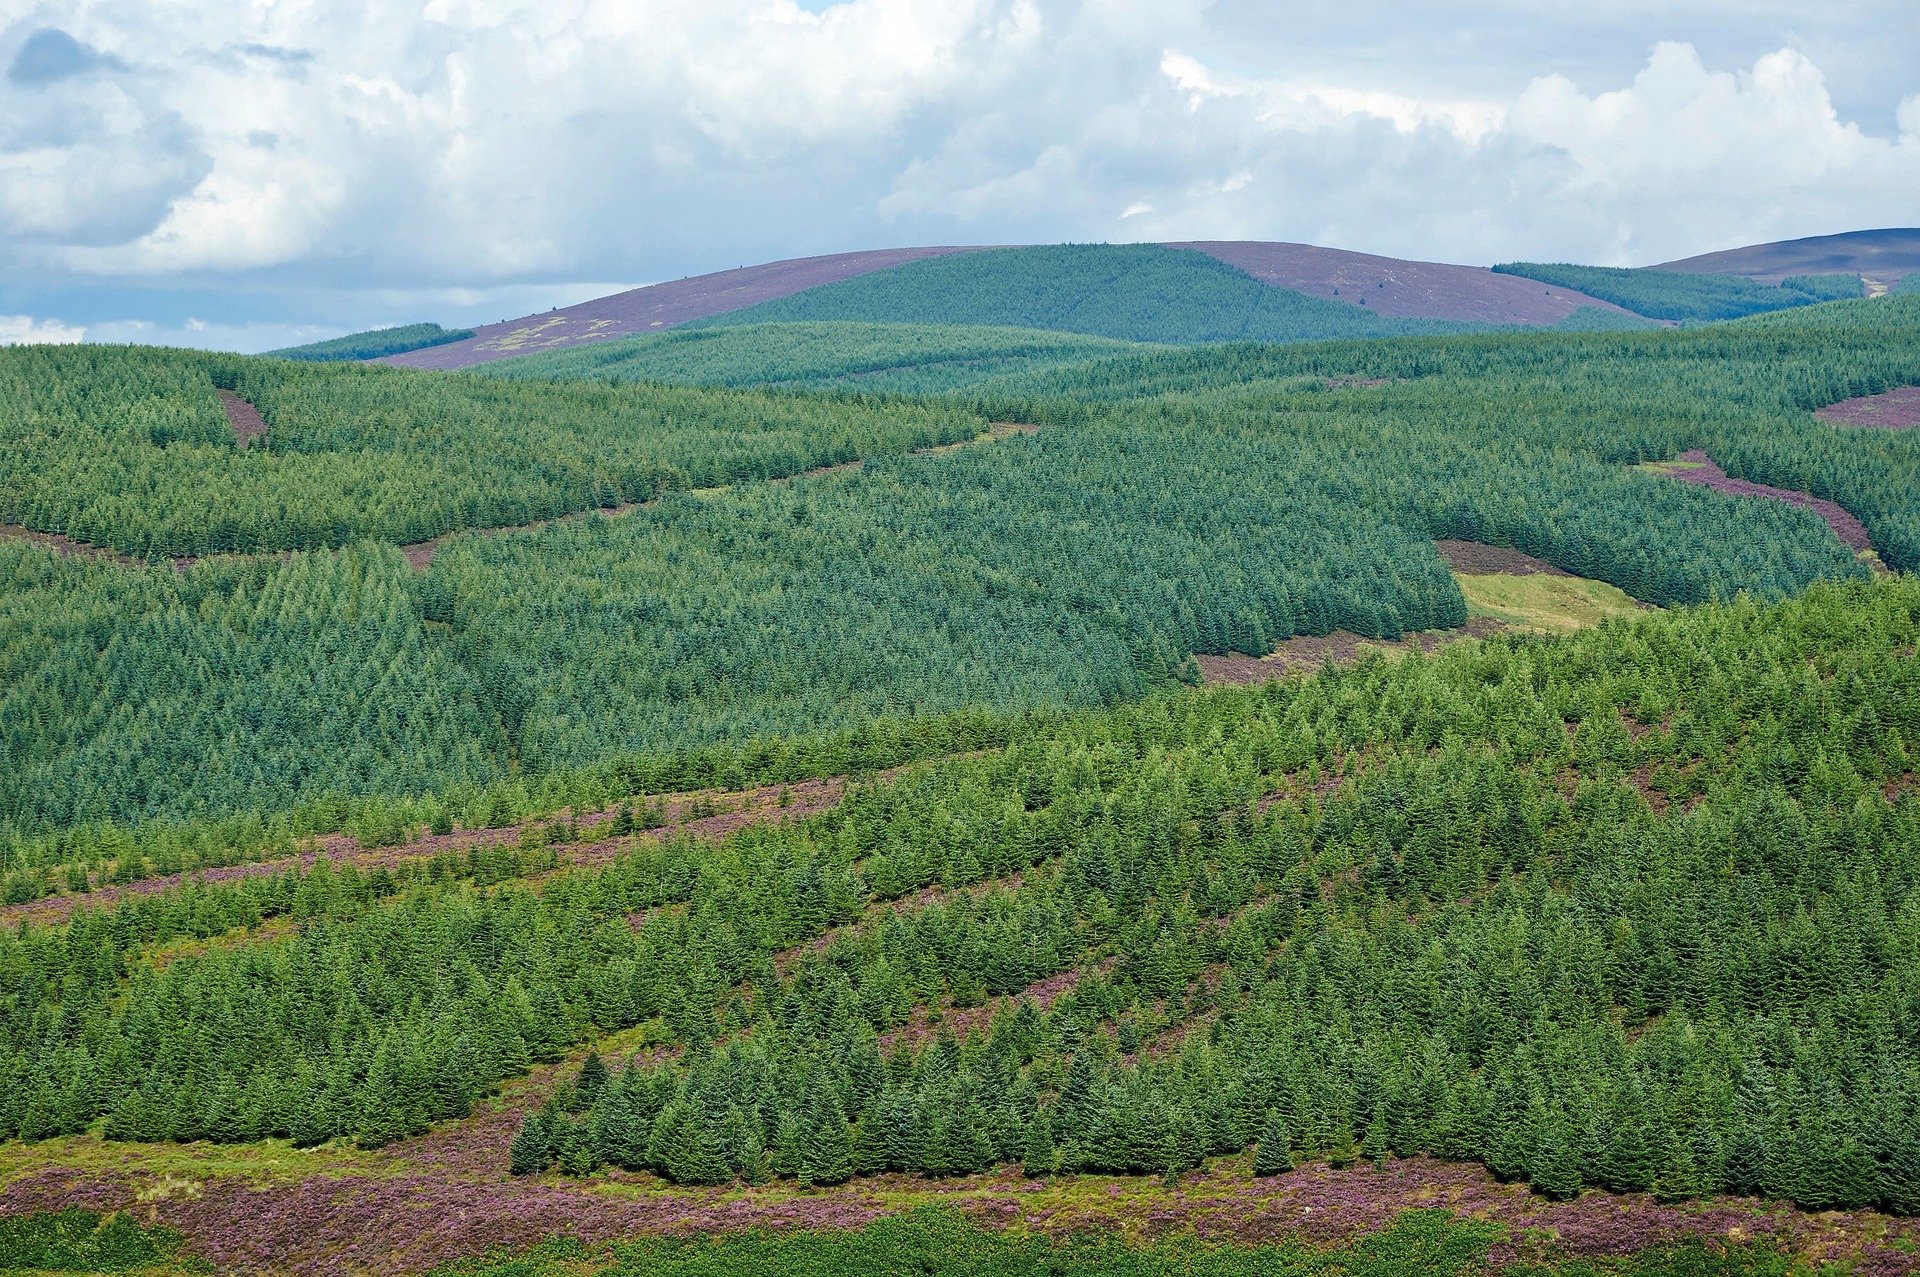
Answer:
[1023,1111,1057,1178]
[1253,1111,1293,1177]
[509,1113,553,1175]
[798,1077,855,1187]
[576,1052,610,1106]
[591,1087,646,1170]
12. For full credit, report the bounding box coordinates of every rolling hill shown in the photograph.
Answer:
[383,247,995,370]
[363,231,1919,375]
[5,233,1920,1276]
[1655,227,1920,292]
[382,241,1633,370]
[1168,240,1641,324]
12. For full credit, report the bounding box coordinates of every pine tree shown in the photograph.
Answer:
[798,1077,855,1187]
[1877,1122,1920,1216]
[1023,1111,1057,1178]
[1596,1100,1659,1193]
[1253,1110,1293,1176]
[510,1112,553,1175]
[1530,1122,1584,1201]
[591,1087,646,1170]
[724,1104,773,1184]
[882,1092,924,1172]
[576,1052,610,1106]
[854,1096,889,1177]
[649,1098,732,1186]
[1723,1127,1768,1197]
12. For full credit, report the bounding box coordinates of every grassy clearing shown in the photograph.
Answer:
[1454,572,1650,634]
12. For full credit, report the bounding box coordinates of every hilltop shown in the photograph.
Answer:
[381,241,1634,370]
[372,232,1916,372]
[1655,227,1920,291]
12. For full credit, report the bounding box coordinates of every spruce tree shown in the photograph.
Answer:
[798,1078,855,1187]
[576,1052,610,1106]
[854,1096,889,1176]
[1022,1111,1057,1178]
[591,1087,646,1170]
[1877,1122,1920,1216]
[1253,1110,1293,1176]
[1722,1127,1768,1198]
[509,1113,553,1175]
[1530,1124,1584,1201]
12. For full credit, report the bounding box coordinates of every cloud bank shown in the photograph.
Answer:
[0,0,1913,346]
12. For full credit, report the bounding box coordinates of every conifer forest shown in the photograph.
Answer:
[1,257,1919,1275]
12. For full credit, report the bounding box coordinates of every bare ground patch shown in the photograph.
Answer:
[1433,539,1571,577]
[1196,618,1509,685]
[1816,385,1920,431]
[217,390,269,448]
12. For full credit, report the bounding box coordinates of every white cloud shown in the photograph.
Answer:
[0,315,85,344]
[1898,94,1920,140]
[0,2,1914,342]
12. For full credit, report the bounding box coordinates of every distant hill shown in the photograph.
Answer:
[380,232,1909,373]
[1493,262,1863,322]
[389,241,1633,370]
[1169,241,1641,325]
[1654,228,1920,292]
[268,322,474,362]
[682,244,1486,345]
[384,247,993,371]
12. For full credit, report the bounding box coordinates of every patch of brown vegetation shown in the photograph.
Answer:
[16,1141,1920,1277]
[379,246,1003,370]
[1169,240,1645,325]
[1255,750,1377,809]
[1886,774,1918,802]
[0,776,855,930]
[217,390,269,448]
[1617,707,1672,741]
[1816,385,1920,430]
[1652,450,1883,566]
[0,524,140,567]
[1625,760,1703,817]
[877,960,1112,1055]
[1433,539,1571,577]
[1196,618,1509,686]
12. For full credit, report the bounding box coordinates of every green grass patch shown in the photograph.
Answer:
[1455,571,1651,634]
[425,1206,1808,1277]
[0,1210,183,1273]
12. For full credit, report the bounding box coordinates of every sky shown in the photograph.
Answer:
[2,0,1916,351]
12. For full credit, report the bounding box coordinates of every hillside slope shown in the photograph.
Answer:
[679,244,1474,344]
[1172,240,1638,324]
[383,247,994,371]
[1655,227,1920,291]
[389,242,1635,371]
